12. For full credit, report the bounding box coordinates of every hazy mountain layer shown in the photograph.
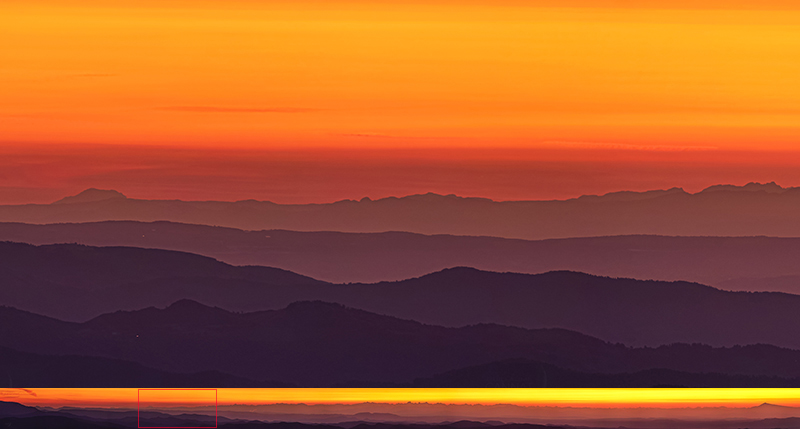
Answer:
[4,221,800,288]
[3,183,800,239]
[3,242,800,348]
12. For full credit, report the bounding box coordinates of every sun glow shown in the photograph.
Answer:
[4,388,800,409]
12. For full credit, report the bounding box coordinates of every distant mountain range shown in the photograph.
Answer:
[10,401,800,428]
[7,404,800,429]
[4,221,800,289]
[201,402,800,426]
[0,400,243,428]
[4,182,800,239]
[4,300,800,387]
[3,242,800,349]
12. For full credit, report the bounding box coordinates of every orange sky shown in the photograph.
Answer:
[3,144,800,204]
[5,388,800,409]
[3,0,800,202]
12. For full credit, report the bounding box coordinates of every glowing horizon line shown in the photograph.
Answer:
[4,388,800,409]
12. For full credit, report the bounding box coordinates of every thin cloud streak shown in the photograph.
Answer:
[337,133,445,140]
[69,73,117,78]
[543,140,720,152]
[161,106,322,113]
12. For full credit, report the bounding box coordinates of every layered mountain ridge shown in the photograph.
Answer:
[4,242,800,349]
[4,182,800,239]
[4,300,800,387]
[7,221,800,289]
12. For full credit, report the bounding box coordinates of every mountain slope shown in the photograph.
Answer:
[0,241,324,321]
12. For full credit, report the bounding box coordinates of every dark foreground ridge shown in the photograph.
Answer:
[0,401,241,428]
[0,345,290,387]
[4,300,800,386]
[0,414,558,429]
[3,408,800,429]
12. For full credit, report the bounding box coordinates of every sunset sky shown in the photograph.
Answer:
[3,0,800,203]
[5,388,800,409]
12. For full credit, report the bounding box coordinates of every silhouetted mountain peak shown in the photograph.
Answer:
[157,300,238,323]
[87,299,235,328]
[700,181,789,194]
[396,193,492,203]
[421,266,589,282]
[445,421,495,428]
[52,188,127,205]
[166,299,218,312]
[284,300,352,314]
[412,266,495,282]
[439,266,485,274]
[755,402,795,409]
[575,187,688,202]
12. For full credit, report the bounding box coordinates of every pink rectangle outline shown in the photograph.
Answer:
[138,388,218,429]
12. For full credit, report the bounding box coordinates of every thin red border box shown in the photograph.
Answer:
[138,388,218,429]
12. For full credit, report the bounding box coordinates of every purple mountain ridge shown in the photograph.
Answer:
[3,300,800,386]
[3,242,800,349]
[3,221,800,288]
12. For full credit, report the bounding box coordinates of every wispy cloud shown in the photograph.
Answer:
[543,140,719,151]
[0,388,37,397]
[160,106,321,113]
[339,133,396,138]
[70,73,117,78]
[336,133,443,140]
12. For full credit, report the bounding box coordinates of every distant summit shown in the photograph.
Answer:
[8,181,800,240]
[52,188,127,205]
[43,183,794,205]
[755,402,795,409]
[575,187,687,202]
[700,181,790,194]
